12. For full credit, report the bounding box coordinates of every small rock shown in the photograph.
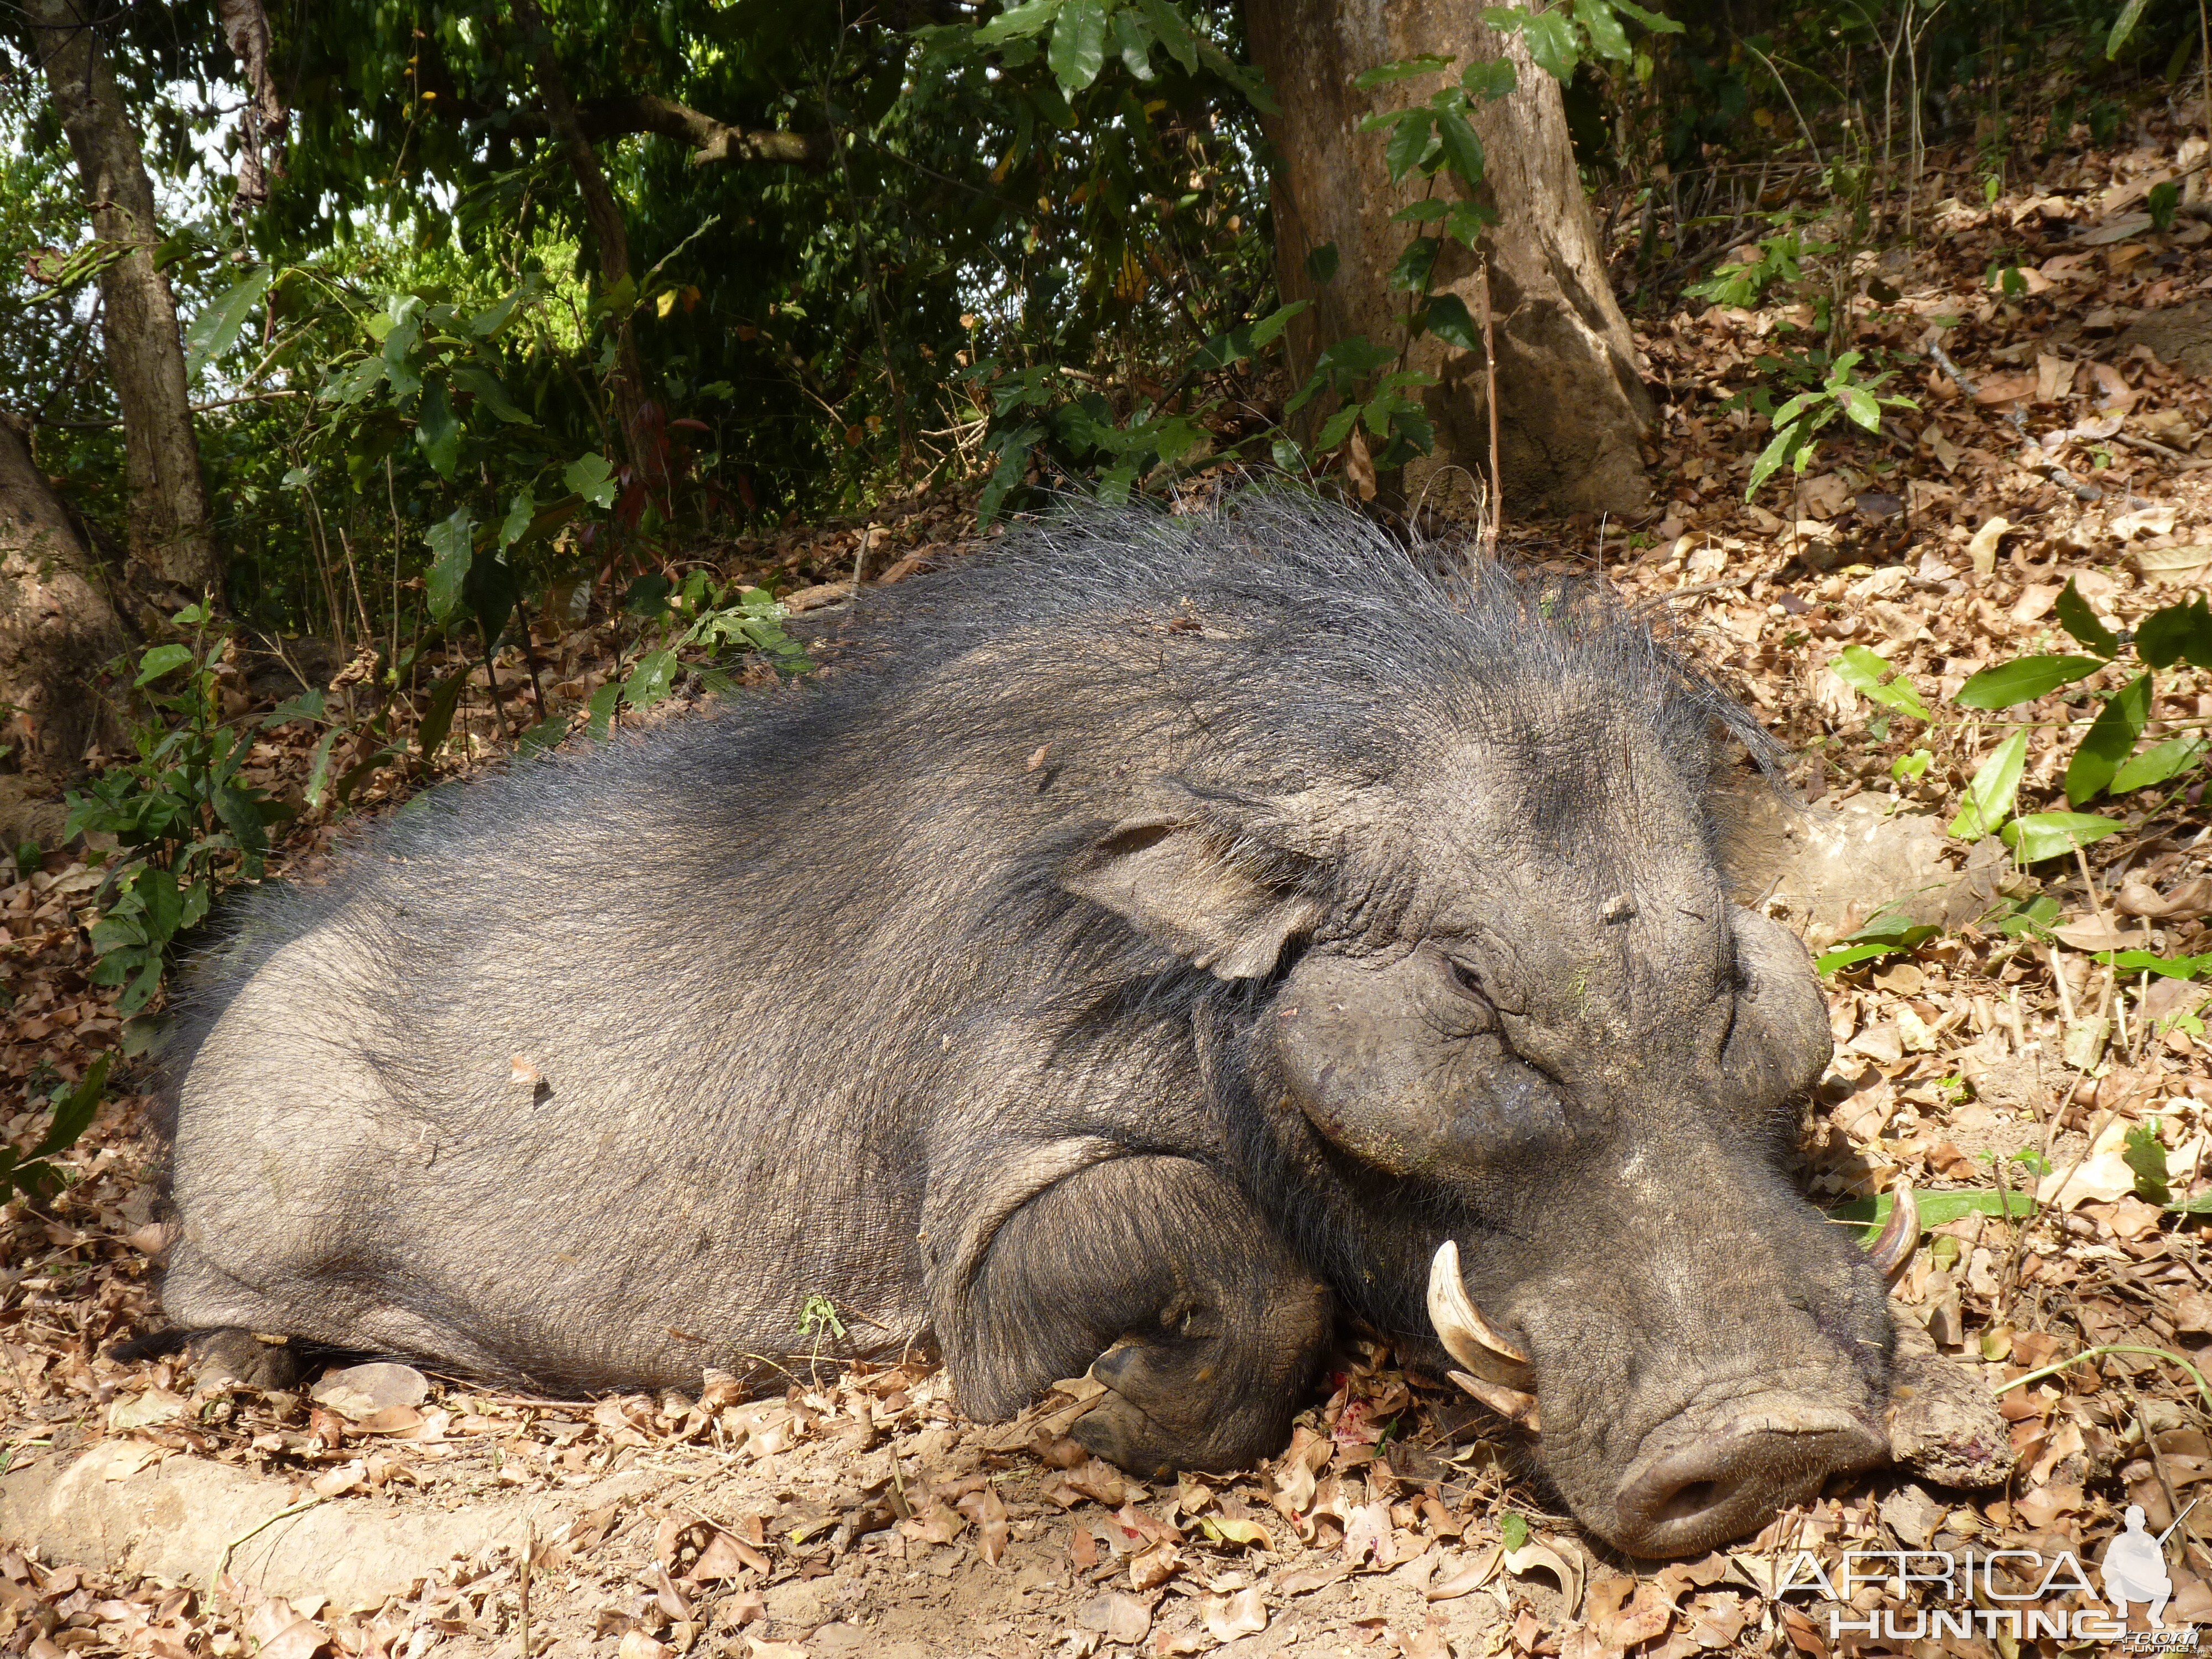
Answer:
[310,1363,429,1422]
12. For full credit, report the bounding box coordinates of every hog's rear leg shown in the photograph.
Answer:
[948,1155,1329,1478]
[186,1327,304,1390]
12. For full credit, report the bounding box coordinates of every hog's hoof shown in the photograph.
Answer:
[1071,1387,1181,1480]
[1885,1317,2012,1489]
[187,1327,304,1391]
[1068,1338,1281,1479]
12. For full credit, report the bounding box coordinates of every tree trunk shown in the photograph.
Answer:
[27,0,218,597]
[0,413,129,796]
[512,0,656,483]
[1246,0,1652,515]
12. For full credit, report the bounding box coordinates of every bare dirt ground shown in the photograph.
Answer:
[8,126,2212,1659]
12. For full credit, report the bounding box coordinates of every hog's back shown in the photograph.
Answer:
[163,719,1025,1390]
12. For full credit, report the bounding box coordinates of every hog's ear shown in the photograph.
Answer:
[1061,816,1323,980]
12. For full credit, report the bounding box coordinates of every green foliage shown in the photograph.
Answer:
[1832,1187,2034,1244]
[1832,644,1930,722]
[1815,909,1940,975]
[1941,585,2212,858]
[1688,229,1811,310]
[1744,350,1918,499]
[798,1293,848,1342]
[2126,1118,2171,1206]
[63,608,283,1015]
[0,1056,108,1207]
[587,574,812,741]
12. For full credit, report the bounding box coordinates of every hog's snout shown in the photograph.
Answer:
[1610,1397,1890,1558]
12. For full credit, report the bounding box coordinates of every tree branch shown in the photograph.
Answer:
[486,96,829,168]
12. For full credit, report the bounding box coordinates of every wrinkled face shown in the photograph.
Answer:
[1254,720,1895,1557]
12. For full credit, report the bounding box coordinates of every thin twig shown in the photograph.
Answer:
[1478,256,1502,560]
[212,1495,326,1589]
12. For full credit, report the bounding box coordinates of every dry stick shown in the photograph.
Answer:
[1925,340,2101,502]
[510,598,552,725]
[520,1521,534,1659]
[337,525,375,655]
[1478,256,1502,560]
[2201,0,2212,163]
[478,620,515,745]
[1741,38,1824,168]
[1997,1344,2212,1418]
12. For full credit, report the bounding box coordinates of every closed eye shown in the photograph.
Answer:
[1446,957,1490,1001]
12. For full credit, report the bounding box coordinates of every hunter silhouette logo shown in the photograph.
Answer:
[2103,1503,2198,1632]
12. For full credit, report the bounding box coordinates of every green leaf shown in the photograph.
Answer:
[498,489,537,551]
[1248,301,1308,353]
[416,670,469,759]
[1305,242,1341,285]
[415,379,462,478]
[2002,811,2126,862]
[1112,8,1155,77]
[380,295,424,399]
[1388,236,1439,292]
[1818,943,1901,975]
[1832,1188,2033,1243]
[565,452,619,509]
[2137,597,2212,670]
[2090,949,2212,979]
[1949,730,2028,840]
[1434,111,1484,185]
[977,0,1062,44]
[1443,201,1499,246]
[1507,9,1581,79]
[1955,654,2106,709]
[623,649,681,709]
[182,265,273,378]
[2126,1120,2172,1204]
[1316,405,1361,451]
[2108,0,2152,57]
[1136,0,1197,71]
[302,728,339,811]
[1355,53,1454,87]
[450,364,532,425]
[1608,0,1683,29]
[586,680,622,740]
[1832,644,1930,721]
[1573,0,1632,60]
[1383,111,1436,183]
[1047,0,1108,91]
[424,508,475,625]
[2065,671,2151,805]
[1460,59,1519,99]
[2114,731,2206,794]
[261,688,326,728]
[1423,294,1479,349]
[30,1053,108,1161]
[1745,411,1813,498]
[322,353,388,406]
[515,716,569,759]
[2054,576,2120,657]
[1393,198,1451,223]
[1836,384,1881,431]
[1499,1512,1529,1553]
[134,644,192,687]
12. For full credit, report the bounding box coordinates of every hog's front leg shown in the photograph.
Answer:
[941,1154,1331,1478]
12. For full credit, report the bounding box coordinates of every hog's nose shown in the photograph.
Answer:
[1611,1400,1888,1558]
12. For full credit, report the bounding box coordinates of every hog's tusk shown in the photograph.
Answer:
[1427,1240,1533,1390]
[1448,1370,1542,1433]
[1866,1182,1920,1282]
